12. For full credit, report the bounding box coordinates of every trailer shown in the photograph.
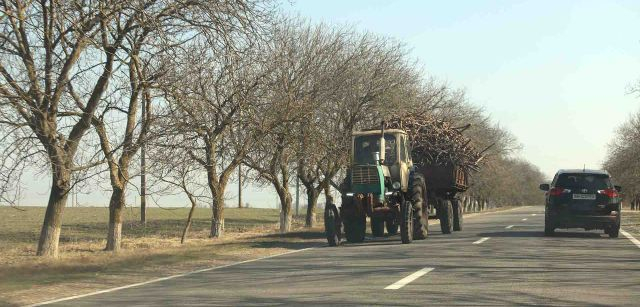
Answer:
[418,163,468,233]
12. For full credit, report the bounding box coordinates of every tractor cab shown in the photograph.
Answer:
[350,129,413,200]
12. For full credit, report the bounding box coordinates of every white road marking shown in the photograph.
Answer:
[521,218,528,221]
[384,267,434,290]
[473,237,490,244]
[28,247,315,306]
[621,230,640,249]
[505,225,514,229]
[531,214,537,216]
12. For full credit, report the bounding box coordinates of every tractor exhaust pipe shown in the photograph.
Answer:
[379,121,386,164]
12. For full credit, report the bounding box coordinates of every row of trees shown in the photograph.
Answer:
[0,0,543,258]
[603,110,640,207]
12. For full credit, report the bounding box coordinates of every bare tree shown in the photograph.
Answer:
[89,0,273,251]
[0,1,144,257]
[147,142,210,244]
[245,20,346,233]
[604,111,640,203]
[161,32,269,238]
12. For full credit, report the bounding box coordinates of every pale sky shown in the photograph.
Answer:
[288,0,640,179]
[13,0,640,208]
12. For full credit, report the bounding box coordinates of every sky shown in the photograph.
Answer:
[287,0,640,179]
[12,0,640,208]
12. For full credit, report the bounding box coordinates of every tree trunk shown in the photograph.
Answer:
[277,187,293,233]
[181,196,197,244]
[210,194,225,238]
[106,186,126,251]
[305,188,319,228]
[36,171,70,257]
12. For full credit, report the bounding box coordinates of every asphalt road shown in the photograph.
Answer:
[39,206,640,306]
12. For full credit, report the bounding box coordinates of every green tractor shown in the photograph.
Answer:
[324,124,428,245]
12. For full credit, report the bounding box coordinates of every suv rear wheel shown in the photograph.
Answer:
[544,212,555,236]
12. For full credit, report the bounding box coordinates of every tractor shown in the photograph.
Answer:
[324,124,429,245]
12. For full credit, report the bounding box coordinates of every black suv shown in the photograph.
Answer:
[540,169,622,238]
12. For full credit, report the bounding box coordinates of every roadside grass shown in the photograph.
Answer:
[0,206,325,306]
[622,208,640,238]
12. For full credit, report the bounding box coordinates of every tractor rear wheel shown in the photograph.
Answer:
[410,173,428,240]
[439,199,454,234]
[371,217,385,237]
[344,215,366,243]
[324,204,341,246]
[452,198,463,231]
[400,201,413,244]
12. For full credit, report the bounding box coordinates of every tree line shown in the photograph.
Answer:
[604,109,640,209]
[0,0,544,258]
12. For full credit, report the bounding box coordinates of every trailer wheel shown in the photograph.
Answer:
[400,201,413,244]
[324,204,341,246]
[439,199,454,234]
[344,215,366,243]
[371,217,385,237]
[385,220,398,235]
[452,199,463,231]
[410,173,428,240]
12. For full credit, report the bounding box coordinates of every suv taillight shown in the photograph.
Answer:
[598,189,619,198]
[549,187,569,196]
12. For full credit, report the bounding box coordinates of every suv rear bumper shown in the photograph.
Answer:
[547,211,619,230]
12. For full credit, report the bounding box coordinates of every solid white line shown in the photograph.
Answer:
[384,267,434,290]
[521,218,528,221]
[621,230,640,249]
[505,225,514,229]
[27,247,315,307]
[473,237,490,244]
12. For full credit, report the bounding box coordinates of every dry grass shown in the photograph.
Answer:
[0,206,325,306]
[622,208,640,237]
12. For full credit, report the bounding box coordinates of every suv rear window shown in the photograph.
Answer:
[555,173,611,190]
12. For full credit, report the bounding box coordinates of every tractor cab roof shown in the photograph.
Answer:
[352,129,407,137]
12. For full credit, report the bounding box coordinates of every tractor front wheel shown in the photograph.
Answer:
[400,201,414,244]
[324,204,341,246]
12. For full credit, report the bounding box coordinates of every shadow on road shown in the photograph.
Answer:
[477,230,606,239]
[256,230,326,240]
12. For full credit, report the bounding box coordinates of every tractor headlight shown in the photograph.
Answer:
[392,182,401,190]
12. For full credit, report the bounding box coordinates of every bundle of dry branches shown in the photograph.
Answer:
[386,113,484,171]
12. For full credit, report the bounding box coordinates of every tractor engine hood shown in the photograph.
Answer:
[350,164,387,202]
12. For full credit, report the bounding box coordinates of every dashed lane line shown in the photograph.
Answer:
[384,267,435,290]
[505,225,514,229]
[521,218,528,221]
[473,237,490,244]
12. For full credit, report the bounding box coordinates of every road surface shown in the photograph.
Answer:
[38,206,640,306]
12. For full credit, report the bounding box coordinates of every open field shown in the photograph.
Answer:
[0,206,325,306]
[1,206,284,264]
